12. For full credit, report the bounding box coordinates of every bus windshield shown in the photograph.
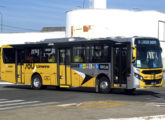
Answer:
[134,47,162,69]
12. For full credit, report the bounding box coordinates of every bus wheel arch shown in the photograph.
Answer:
[31,73,43,89]
[96,74,111,93]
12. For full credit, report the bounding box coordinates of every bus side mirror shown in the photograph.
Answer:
[131,46,137,63]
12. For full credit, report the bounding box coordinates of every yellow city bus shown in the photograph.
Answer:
[0,37,164,93]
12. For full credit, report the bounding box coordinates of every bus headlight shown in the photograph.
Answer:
[140,76,143,80]
[134,73,139,78]
[134,73,143,80]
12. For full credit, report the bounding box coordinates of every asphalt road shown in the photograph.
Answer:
[0,85,165,120]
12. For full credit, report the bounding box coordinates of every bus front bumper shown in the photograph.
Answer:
[140,78,164,88]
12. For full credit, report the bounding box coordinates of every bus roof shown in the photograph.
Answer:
[4,36,158,48]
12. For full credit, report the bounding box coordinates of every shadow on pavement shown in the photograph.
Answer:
[3,85,161,97]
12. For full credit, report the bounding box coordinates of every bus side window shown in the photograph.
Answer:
[85,46,94,63]
[73,46,85,63]
[42,48,56,63]
[31,49,40,63]
[26,53,33,63]
[25,49,33,63]
[3,48,15,64]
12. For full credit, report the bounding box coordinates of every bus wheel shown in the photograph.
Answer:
[31,75,42,89]
[99,77,110,94]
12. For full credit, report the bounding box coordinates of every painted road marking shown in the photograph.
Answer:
[0,102,59,111]
[0,101,39,107]
[0,99,59,111]
[154,103,165,107]
[0,100,24,104]
[150,101,165,107]
[100,115,165,120]
[56,103,81,107]
[49,101,125,109]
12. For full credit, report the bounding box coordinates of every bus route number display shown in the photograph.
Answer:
[136,39,158,45]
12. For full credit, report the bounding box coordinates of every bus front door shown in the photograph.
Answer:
[113,44,130,88]
[58,48,71,86]
[16,50,25,84]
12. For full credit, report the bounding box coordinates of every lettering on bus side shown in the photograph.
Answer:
[6,71,13,73]
[71,64,79,68]
[99,64,109,70]
[36,65,50,68]
[25,63,35,69]
[25,64,50,69]
[44,76,51,81]
[8,65,13,68]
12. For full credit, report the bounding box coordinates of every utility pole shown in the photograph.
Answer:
[0,6,5,32]
[83,0,85,8]
[0,11,3,32]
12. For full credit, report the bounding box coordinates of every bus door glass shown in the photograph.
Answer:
[113,44,130,87]
[59,48,71,85]
[1,48,16,83]
[16,49,25,84]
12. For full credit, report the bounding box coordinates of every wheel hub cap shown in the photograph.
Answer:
[34,78,40,88]
[100,81,108,89]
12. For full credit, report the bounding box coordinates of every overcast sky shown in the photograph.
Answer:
[0,0,165,33]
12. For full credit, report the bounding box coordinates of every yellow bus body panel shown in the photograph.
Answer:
[59,65,66,85]
[24,63,57,86]
[66,66,71,85]
[71,69,79,87]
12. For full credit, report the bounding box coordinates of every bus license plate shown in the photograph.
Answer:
[151,82,156,85]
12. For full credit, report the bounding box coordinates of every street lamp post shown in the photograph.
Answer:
[83,0,85,8]
[0,12,3,32]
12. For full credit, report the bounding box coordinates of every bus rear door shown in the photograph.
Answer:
[16,49,25,84]
[58,48,71,87]
[112,43,131,88]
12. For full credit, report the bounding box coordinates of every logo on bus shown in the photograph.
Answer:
[25,63,35,69]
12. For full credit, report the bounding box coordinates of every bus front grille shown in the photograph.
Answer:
[142,70,162,74]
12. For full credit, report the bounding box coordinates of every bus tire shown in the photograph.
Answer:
[31,75,42,89]
[99,77,110,94]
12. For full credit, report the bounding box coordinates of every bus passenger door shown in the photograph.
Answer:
[113,44,130,88]
[1,48,16,83]
[16,50,25,84]
[58,48,71,86]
